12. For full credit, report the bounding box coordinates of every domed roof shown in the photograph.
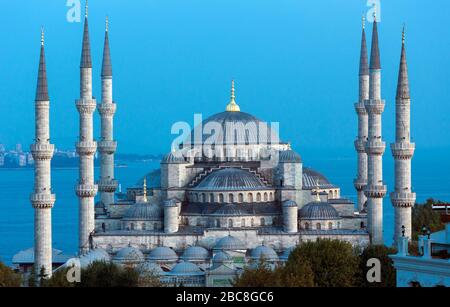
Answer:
[299,202,340,220]
[214,235,246,251]
[167,261,204,276]
[212,251,233,264]
[79,249,111,268]
[194,168,266,191]
[161,151,187,164]
[113,246,145,263]
[302,167,336,189]
[250,245,279,261]
[280,247,295,261]
[147,247,178,261]
[137,262,163,275]
[279,150,302,163]
[282,200,298,208]
[188,111,280,145]
[180,246,210,262]
[123,202,163,221]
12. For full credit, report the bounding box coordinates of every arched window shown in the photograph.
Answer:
[260,218,265,226]
[153,223,158,231]
[201,193,206,203]
[228,219,233,228]
[269,192,273,201]
[316,223,321,230]
[251,218,255,227]
[328,222,333,230]
[248,193,253,202]
[216,219,220,227]
[337,222,341,229]
[210,193,214,203]
[305,222,310,230]
[229,194,234,203]
[238,193,244,203]
[241,219,246,227]
[360,221,365,229]
[264,192,268,201]
[142,223,146,230]
[219,194,224,203]
[131,223,135,230]
[194,194,198,202]
[256,193,261,202]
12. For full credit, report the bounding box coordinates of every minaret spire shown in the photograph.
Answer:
[391,26,416,245]
[226,80,240,112]
[31,28,56,279]
[354,16,369,213]
[80,1,92,69]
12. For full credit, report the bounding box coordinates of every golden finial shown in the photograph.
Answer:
[143,177,147,202]
[105,16,109,32]
[362,15,365,30]
[226,80,240,112]
[41,27,44,46]
[402,24,406,44]
[85,0,89,18]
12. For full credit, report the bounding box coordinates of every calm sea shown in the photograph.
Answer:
[1,149,449,265]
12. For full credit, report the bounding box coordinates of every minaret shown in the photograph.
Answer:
[75,1,98,254]
[97,16,118,210]
[354,16,369,213]
[391,27,416,245]
[30,28,56,278]
[364,11,387,245]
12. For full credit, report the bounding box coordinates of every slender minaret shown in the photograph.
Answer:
[354,16,369,213]
[391,27,416,245]
[30,28,56,278]
[76,1,98,254]
[364,11,387,245]
[97,16,118,210]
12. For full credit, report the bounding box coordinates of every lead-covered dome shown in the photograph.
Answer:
[180,246,210,262]
[214,235,246,251]
[250,245,279,261]
[279,150,302,163]
[299,202,340,220]
[147,247,178,262]
[166,261,204,276]
[113,246,145,263]
[194,168,266,191]
[123,203,163,221]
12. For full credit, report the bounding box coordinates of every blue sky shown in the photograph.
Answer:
[1,0,450,155]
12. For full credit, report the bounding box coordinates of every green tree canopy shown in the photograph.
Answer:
[357,245,396,287]
[0,261,22,287]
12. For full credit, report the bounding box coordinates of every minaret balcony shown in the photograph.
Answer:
[98,103,117,117]
[97,179,119,193]
[391,142,415,159]
[30,143,54,160]
[76,141,97,156]
[364,99,385,114]
[365,140,386,155]
[98,140,117,154]
[76,98,97,114]
[354,139,366,153]
[390,191,416,207]
[364,184,387,198]
[354,102,367,115]
[30,193,55,209]
[353,178,367,191]
[75,183,98,198]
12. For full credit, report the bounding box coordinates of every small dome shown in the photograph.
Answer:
[302,167,336,189]
[282,200,298,208]
[280,247,295,261]
[214,235,246,251]
[279,150,302,163]
[299,202,340,220]
[194,168,267,191]
[79,249,111,268]
[161,152,187,164]
[113,246,145,263]
[212,251,233,264]
[180,246,209,262]
[250,245,279,261]
[147,247,178,261]
[123,203,163,221]
[137,262,163,275]
[167,261,204,276]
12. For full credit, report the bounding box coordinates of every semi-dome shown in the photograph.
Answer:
[302,167,336,189]
[214,235,246,251]
[147,247,178,261]
[161,151,187,164]
[212,251,233,264]
[250,245,279,261]
[194,168,267,191]
[166,261,204,276]
[299,202,340,220]
[188,111,280,146]
[180,246,210,262]
[113,246,145,263]
[279,150,302,163]
[282,200,298,208]
[123,202,163,221]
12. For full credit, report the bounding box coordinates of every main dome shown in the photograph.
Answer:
[193,168,267,191]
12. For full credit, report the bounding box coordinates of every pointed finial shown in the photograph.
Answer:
[105,16,109,32]
[314,180,321,202]
[226,80,240,112]
[85,0,89,18]
[143,177,147,202]
[40,27,44,46]
[362,15,365,30]
[402,24,406,44]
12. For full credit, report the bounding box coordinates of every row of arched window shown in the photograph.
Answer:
[190,191,274,203]
[302,221,340,230]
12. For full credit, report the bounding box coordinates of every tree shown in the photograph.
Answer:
[287,239,359,287]
[0,261,22,287]
[357,245,396,287]
[412,199,445,240]
[233,260,281,287]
